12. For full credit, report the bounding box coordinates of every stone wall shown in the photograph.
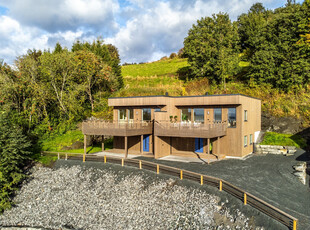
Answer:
[254,144,297,155]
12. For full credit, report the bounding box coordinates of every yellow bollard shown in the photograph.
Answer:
[122,158,124,166]
[139,160,142,169]
[293,220,297,230]
[104,155,106,163]
[200,175,203,185]
[219,180,222,191]
[244,193,247,205]
[180,170,183,180]
[157,164,159,174]
[83,154,85,162]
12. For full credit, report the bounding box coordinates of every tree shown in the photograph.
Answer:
[235,1,310,91]
[73,50,119,113]
[0,111,32,212]
[72,39,123,88]
[183,13,240,86]
[39,50,75,115]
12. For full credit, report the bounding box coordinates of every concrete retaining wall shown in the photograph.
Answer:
[254,144,297,155]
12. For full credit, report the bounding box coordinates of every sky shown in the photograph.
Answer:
[0,0,304,65]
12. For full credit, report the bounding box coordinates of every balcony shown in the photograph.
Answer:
[154,121,227,138]
[82,120,153,136]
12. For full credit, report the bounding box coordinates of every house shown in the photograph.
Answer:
[82,94,261,159]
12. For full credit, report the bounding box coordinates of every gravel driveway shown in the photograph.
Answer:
[136,149,310,229]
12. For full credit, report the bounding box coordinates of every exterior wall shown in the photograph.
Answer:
[241,97,261,157]
[219,105,242,157]
[154,136,171,158]
[108,94,261,158]
[171,137,195,153]
[114,135,152,153]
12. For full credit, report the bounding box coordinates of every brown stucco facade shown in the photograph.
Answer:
[82,94,261,159]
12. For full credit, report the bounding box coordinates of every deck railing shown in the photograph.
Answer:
[154,121,227,138]
[82,120,153,136]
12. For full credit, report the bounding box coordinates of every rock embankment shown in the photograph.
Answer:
[0,166,263,230]
[254,144,297,155]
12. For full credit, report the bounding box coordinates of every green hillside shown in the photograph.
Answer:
[122,58,189,77]
[118,58,310,125]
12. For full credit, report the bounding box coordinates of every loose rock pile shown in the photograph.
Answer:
[292,162,307,185]
[0,166,263,230]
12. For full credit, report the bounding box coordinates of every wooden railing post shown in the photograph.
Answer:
[293,220,297,230]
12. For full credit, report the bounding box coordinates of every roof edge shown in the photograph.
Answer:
[109,94,261,101]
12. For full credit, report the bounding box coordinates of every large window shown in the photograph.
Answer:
[194,108,204,123]
[119,109,126,121]
[228,108,236,128]
[128,109,134,121]
[181,108,191,122]
[214,108,222,122]
[244,135,248,147]
[142,108,152,121]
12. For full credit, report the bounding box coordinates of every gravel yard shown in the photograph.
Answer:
[137,149,310,229]
[0,161,268,230]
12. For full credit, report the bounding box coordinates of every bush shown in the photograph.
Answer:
[0,112,32,212]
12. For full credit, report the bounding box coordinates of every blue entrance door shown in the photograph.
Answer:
[195,138,203,153]
[143,135,150,152]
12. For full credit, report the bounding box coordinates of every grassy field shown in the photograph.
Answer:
[260,132,307,148]
[122,58,189,77]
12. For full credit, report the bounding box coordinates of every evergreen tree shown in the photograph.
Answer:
[0,112,32,212]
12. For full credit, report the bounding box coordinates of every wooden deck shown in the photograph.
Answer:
[82,120,153,136]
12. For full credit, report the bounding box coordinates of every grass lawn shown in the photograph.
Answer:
[122,58,189,77]
[260,132,307,148]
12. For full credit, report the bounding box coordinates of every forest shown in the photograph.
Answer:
[0,0,309,212]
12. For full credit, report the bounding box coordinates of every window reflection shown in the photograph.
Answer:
[214,108,222,122]
[142,108,151,121]
[194,108,204,124]
[181,108,191,122]
[228,108,236,127]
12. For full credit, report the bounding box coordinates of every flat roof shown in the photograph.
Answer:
[109,94,261,101]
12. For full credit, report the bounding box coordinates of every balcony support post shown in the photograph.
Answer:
[140,135,143,154]
[83,135,87,162]
[217,136,220,156]
[125,136,128,158]
[101,135,104,152]
[207,138,210,164]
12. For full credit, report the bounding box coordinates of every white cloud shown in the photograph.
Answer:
[0,0,289,65]
[0,0,119,33]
